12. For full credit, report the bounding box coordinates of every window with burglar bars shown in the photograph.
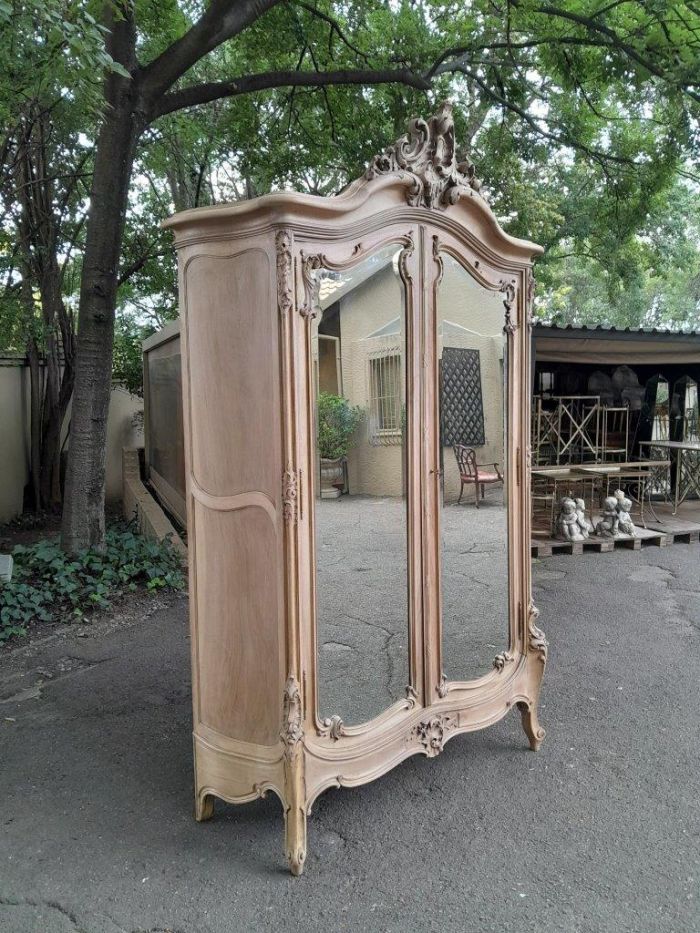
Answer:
[368,349,402,445]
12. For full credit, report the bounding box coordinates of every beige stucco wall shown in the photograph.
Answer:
[320,257,505,502]
[0,359,143,523]
[439,256,505,504]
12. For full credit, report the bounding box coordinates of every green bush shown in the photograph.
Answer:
[317,392,363,460]
[0,524,185,644]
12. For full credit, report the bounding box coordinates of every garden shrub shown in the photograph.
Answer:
[0,524,185,643]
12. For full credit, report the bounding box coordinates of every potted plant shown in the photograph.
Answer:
[317,392,363,498]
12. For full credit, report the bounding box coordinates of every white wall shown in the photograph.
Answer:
[0,359,143,523]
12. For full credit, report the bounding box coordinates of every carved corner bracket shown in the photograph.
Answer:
[493,651,515,672]
[527,601,548,665]
[281,675,304,760]
[500,278,518,335]
[366,101,484,210]
[317,714,344,741]
[411,714,457,758]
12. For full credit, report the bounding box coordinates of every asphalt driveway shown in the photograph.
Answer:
[1,544,699,933]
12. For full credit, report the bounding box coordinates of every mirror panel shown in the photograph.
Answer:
[313,244,410,726]
[438,254,510,682]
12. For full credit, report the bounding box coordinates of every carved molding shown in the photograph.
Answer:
[493,651,515,672]
[275,230,294,316]
[528,601,548,665]
[500,278,518,335]
[365,101,484,210]
[436,672,449,698]
[406,684,419,708]
[411,714,457,758]
[282,464,298,525]
[432,234,445,286]
[281,675,304,760]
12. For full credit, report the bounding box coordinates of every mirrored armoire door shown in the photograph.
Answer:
[301,232,423,738]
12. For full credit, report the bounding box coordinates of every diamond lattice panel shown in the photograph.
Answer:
[440,347,485,447]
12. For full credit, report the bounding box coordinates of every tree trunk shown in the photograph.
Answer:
[61,102,142,552]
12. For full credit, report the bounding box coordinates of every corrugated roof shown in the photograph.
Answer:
[533,323,700,338]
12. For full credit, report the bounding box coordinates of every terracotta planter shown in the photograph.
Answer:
[319,458,344,498]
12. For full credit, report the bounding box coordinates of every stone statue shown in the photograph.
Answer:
[614,489,636,536]
[575,498,594,538]
[595,496,621,537]
[555,497,585,541]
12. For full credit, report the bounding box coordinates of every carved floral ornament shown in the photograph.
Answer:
[275,230,293,317]
[366,101,484,210]
[281,675,304,760]
[411,714,457,758]
[528,602,548,665]
[282,464,298,525]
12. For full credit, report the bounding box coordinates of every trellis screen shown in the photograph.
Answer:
[440,347,485,447]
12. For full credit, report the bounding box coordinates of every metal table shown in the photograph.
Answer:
[640,441,700,514]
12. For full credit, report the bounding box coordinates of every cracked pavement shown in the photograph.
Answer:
[1,542,699,932]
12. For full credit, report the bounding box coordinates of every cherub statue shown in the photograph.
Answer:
[614,490,636,536]
[575,498,594,538]
[555,497,585,541]
[595,496,620,538]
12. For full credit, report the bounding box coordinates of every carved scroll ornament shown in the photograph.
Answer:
[528,602,548,665]
[366,101,484,210]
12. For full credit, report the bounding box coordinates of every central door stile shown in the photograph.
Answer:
[420,225,444,704]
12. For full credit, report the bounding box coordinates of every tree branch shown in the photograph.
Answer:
[152,68,431,119]
[140,0,283,106]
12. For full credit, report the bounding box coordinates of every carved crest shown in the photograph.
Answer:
[528,601,548,664]
[281,675,303,759]
[275,230,293,316]
[365,101,483,210]
[411,714,457,758]
[282,464,298,525]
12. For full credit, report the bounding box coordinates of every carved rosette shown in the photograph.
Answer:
[365,101,484,210]
[527,601,548,665]
[411,714,457,758]
[275,230,293,316]
[281,675,304,760]
[493,651,515,672]
[282,464,298,525]
[500,279,518,335]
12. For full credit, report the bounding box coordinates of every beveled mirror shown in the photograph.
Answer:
[310,242,413,726]
[436,253,510,683]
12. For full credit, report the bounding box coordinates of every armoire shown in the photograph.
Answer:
[164,102,547,876]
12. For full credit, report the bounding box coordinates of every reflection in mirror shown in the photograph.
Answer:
[438,254,509,681]
[673,376,699,442]
[313,244,410,727]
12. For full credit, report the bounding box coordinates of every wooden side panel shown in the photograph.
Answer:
[183,248,283,747]
[186,249,279,500]
[194,502,281,744]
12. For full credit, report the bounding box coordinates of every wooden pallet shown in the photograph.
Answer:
[644,516,700,545]
[531,527,667,558]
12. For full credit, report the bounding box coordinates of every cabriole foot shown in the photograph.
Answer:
[195,792,215,822]
[285,803,307,876]
[517,700,545,751]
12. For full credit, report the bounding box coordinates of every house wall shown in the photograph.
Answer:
[0,357,143,524]
[438,258,505,503]
[326,259,505,503]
